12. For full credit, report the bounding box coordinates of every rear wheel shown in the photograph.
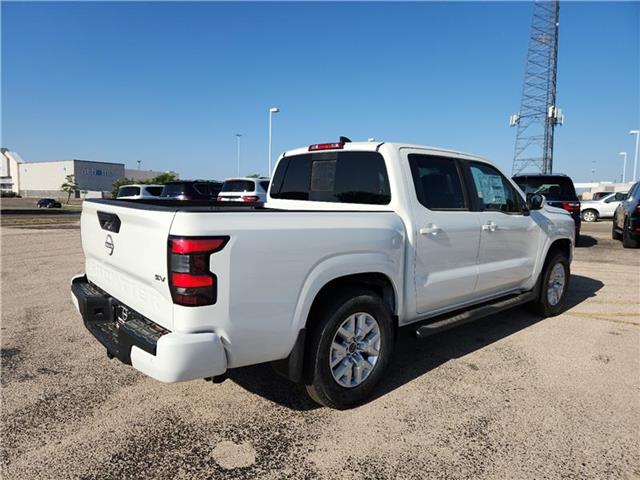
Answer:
[529,252,570,317]
[622,221,639,248]
[581,209,598,222]
[305,287,394,409]
[612,216,622,240]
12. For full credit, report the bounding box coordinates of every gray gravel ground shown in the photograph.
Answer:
[1,221,639,479]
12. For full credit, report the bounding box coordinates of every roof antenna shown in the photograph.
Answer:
[339,136,352,143]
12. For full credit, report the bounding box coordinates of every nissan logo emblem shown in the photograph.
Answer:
[105,234,114,256]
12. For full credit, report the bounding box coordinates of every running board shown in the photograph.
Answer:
[415,291,536,339]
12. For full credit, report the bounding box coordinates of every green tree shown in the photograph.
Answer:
[246,173,261,178]
[148,172,177,184]
[61,174,80,204]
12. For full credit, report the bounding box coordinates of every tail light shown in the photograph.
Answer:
[168,236,229,306]
[216,196,224,202]
[242,195,260,203]
[561,201,580,212]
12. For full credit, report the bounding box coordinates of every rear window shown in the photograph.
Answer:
[145,186,163,196]
[513,176,577,200]
[118,186,141,197]
[161,183,191,197]
[221,180,255,192]
[270,151,391,205]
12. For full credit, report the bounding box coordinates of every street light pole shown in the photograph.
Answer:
[268,107,279,176]
[630,130,640,182]
[619,151,627,183]
[235,134,242,177]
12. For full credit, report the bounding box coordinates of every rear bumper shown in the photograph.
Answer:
[71,274,227,382]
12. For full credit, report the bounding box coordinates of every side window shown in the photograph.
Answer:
[469,162,522,214]
[614,192,626,201]
[408,154,467,210]
[259,181,270,192]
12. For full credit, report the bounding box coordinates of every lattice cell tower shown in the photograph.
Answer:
[510,0,563,175]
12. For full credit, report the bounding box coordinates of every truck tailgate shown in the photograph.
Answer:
[81,200,176,330]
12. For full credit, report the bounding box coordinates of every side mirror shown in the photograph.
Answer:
[528,193,545,210]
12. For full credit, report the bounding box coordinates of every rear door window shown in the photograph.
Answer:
[408,154,467,210]
[270,151,391,205]
[259,181,270,192]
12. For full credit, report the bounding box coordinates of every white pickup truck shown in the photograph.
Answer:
[71,140,574,409]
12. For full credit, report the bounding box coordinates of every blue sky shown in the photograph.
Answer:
[2,1,638,182]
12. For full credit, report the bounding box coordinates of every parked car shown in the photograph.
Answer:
[512,173,581,238]
[217,177,270,203]
[160,180,223,200]
[612,181,640,248]
[580,191,627,222]
[71,140,574,409]
[116,184,164,200]
[37,198,62,208]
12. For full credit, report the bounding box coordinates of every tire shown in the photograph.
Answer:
[529,252,570,317]
[612,216,622,240]
[305,287,394,409]
[622,221,639,248]
[581,210,598,222]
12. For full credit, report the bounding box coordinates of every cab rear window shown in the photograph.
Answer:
[270,152,391,205]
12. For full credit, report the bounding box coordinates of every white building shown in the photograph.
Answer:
[1,148,179,198]
[0,148,25,194]
[125,168,179,182]
[18,159,125,198]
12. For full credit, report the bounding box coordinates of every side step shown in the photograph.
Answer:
[415,291,536,339]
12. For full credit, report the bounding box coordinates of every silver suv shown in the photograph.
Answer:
[217,177,270,203]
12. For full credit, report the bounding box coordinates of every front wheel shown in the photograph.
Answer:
[305,287,394,409]
[581,210,598,222]
[529,252,570,317]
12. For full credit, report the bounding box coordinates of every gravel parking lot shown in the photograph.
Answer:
[1,220,638,479]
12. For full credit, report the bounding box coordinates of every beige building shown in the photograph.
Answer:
[1,148,179,198]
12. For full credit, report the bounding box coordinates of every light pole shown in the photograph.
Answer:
[630,130,640,182]
[268,107,279,176]
[235,134,242,176]
[619,151,627,183]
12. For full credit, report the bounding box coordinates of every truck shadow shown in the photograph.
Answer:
[228,274,603,411]
[576,235,598,248]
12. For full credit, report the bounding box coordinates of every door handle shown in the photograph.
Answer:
[481,221,498,232]
[419,224,441,235]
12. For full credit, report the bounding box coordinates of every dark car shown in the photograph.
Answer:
[160,180,223,201]
[37,198,62,208]
[512,173,581,239]
[612,181,640,248]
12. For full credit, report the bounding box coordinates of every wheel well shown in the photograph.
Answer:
[547,238,571,261]
[307,273,397,325]
[273,273,397,384]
